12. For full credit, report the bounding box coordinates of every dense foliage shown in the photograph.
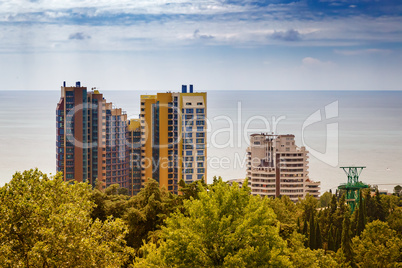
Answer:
[0,169,401,267]
[0,169,131,267]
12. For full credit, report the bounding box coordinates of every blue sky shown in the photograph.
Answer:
[0,0,401,90]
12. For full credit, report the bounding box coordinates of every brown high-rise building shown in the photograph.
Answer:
[56,81,136,191]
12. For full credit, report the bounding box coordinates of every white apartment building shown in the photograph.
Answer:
[246,133,320,201]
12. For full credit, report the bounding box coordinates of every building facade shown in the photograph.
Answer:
[56,81,136,191]
[57,81,92,184]
[57,82,206,195]
[246,133,320,201]
[140,85,207,194]
[127,119,142,195]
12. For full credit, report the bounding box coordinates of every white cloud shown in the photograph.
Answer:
[302,57,336,68]
[1,0,402,53]
[334,48,392,56]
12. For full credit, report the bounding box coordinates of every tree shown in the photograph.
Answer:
[287,232,340,268]
[134,179,292,267]
[302,217,309,247]
[374,188,386,221]
[340,213,353,265]
[268,195,299,225]
[297,217,301,233]
[333,194,347,251]
[178,179,207,201]
[125,178,176,250]
[364,188,376,222]
[394,185,401,196]
[299,193,318,223]
[330,194,337,214]
[334,228,340,252]
[381,194,400,220]
[352,220,402,267]
[356,190,366,236]
[319,191,332,208]
[309,213,316,250]
[315,221,323,249]
[90,188,108,221]
[387,207,402,239]
[327,224,335,251]
[0,169,131,267]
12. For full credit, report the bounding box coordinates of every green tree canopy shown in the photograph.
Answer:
[134,179,291,267]
[0,169,131,267]
[125,178,177,250]
[352,220,402,267]
[394,185,401,196]
[319,191,332,208]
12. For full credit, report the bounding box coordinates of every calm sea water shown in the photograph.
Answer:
[0,90,401,193]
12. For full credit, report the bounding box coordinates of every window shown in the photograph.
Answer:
[197,156,204,161]
[197,168,205,173]
[186,102,192,105]
[197,102,203,106]
[197,138,204,143]
[197,127,203,131]
[196,120,204,126]
[197,174,203,180]
[197,150,203,156]
[185,169,193,174]
[185,109,193,114]
[185,133,193,138]
[197,162,203,167]
[196,108,204,113]
[186,175,192,180]
[186,151,192,156]
[196,133,204,137]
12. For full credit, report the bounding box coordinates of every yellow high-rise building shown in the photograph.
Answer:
[140,85,207,193]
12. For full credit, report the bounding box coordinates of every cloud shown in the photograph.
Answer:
[1,0,402,53]
[334,48,392,56]
[193,29,214,40]
[302,57,335,68]
[68,32,91,40]
[271,29,301,41]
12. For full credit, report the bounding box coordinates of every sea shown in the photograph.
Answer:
[0,90,401,194]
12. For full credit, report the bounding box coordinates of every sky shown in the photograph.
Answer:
[0,0,402,91]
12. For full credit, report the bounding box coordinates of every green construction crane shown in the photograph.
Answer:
[338,166,369,213]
